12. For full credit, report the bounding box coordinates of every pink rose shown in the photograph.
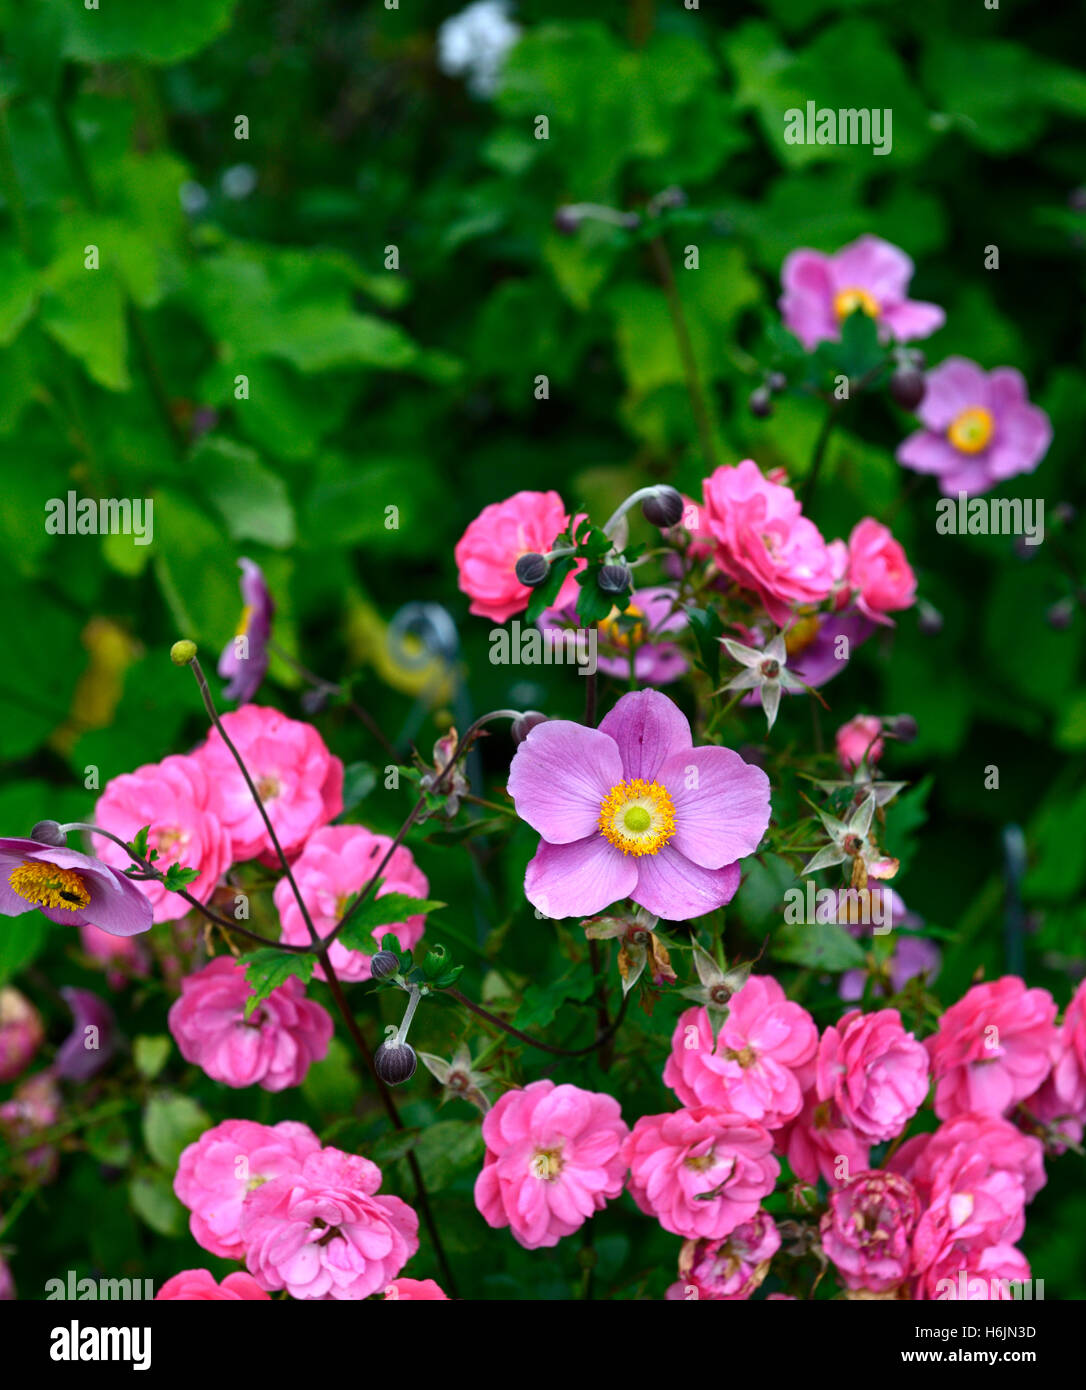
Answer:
[843,518,917,625]
[0,988,44,1083]
[835,715,884,773]
[915,1243,1030,1301]
[890,1112,1046,1205]
[174,1118,322,1259]
[665,1209,780,1300]
[927,977,1057,1120]
[241,1148,419,1300]
[624,1107,778,1241]
[820,1171,920,1293]
[156,1269,270,1300]
[169,957,332,1092]
[454,490,579,623]
[1023,977,1086,1137]
[816,1008,929,1142]
[94,754,232,922]
[383,1278,449,1300]
[702,460,837,626]
[663,977,818,1129]
[775,1089,870,1188]
[196,704,343,863]
[275,824,429,983]
[474,1080,628,1249]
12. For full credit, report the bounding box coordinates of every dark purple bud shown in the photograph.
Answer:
[553,206,581,235]
[641,485,684,529]
[370,950,400,980]
[1047,598,1075,630]
[886,714,918,743]
[598,563,632,594]
[374,1040,417,1085]
[766,372,787,394]
[514,553,550,587]
[1069,187,1086,212]
[31,820,67,847]
[749,387,773,419]
[890,368,926,411]
[512,710,548,745]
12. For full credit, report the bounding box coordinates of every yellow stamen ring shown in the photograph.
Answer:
[598,778,676,857]
[9,860,90,912]
[947,406,994,455]
[833,287,880,321]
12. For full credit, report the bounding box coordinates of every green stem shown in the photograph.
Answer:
[649,235,718,473]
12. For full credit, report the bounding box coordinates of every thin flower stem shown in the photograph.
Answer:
[649,234,718,473]
[187,657,322,950]
[801,402,840,510]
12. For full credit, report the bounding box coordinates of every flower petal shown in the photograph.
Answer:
[524,837,637,919]
[658,747,771,870]
[507,720,623,844]
[598,690,691,782]
[632,848,741,921]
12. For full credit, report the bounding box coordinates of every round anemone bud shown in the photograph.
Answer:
[1047,598,1075,631]
[553,205,581,236]
[766,371,787,394]
[374,1040,417,1085]
[886,714,918,743]
[598,563,632,594]
[31,820,67,847]
[641,485,684,529]
[917,600,943,636]
[514,552,550,587]
[369,950,400,980]
[890,367,926,411]
[170,639,198,666]
[512,710,548,745]
[1069,187,1086,212]
[749,386,773,419]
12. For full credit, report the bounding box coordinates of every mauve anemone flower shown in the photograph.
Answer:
[540,586,689,686]
[218,557,275,703]
[897,357,1052,496]
[780,235,945,351]
[507,690,771,921]
[56,988,116,1080]
[0,837,152,938]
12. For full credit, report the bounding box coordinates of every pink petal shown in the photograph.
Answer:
[881,299,945,343]
[524,837,637,919]
[632,849,741,921]
[598,690,691,783]
[658,747,770,869]
[507,720,623,844]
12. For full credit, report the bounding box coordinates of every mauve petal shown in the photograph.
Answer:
[830,236,914,302]
[507,721,622,844]
[78,866,155,937]
[632,849,741,921]
[524,837,636,919]
[779,249,836,350]
[985,403,1051,482]
[896,430,961,479]
[598,690,691,782]
[0,841,152,936]
[881,299,945,342]
[936,455,1001,497]
[658,747,770,869]
[917,356,991,430]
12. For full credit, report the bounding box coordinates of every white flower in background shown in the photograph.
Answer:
[722,631,805,732]
[437,1,521,99]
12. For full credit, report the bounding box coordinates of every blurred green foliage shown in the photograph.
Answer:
[1,0,1085,1299]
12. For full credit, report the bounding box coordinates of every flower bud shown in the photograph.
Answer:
[641,485,684,529]
[766,371,787,393]
[598,563,632,594]
[917,600,943,635]
[514,553,550,587]
[890,367,926,411]
[374,1040,417,1085]
[370,950,400,980]
[748,387,772,418]
[886,714,918,743]
[1047,598,1075,630]
[553,206,581,235]
[170,639,198,666]
[31,820,67,847]
[512,710,548,744]
[1052,502,1076,526]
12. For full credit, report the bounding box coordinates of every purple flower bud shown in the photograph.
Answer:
[749,387,772,418]
[1047,598,1075,630]
[641,486,684,529]
[30,820,67,847]
[890,367,926,411]
[598,563,632,594]
[886,714,918,743]
[374,1040,417,1085]
[553,206,581,235]
[512,710,548,745]
[514,552,549,587]
[370,950,400,979]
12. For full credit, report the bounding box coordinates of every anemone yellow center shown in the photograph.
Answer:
[9,861,90,911]
[833,287,879,321]
[785,610,820,658]
[598,779,676,856]
[235,603,254,638]
[529,1148,563,1181]
[947,406,994,454]
[598,603,645,651]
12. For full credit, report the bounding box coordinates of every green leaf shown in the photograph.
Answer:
[0,914,47,986]
[39,266,129,391]
[771,923,866,972]
[515,961,595,1031]
[413,1119,485,1191]
[128,1171,185,1237]
[60,0,241,64]
[0,246,38,346]
[576,567,622,625]
[133,1035,172,1081]
[301,1037,360,1114]
[141,1093,211,1170]
[189,437,296,549]
[686,605,724,684]
[238,948,317,1019]
[337,894,443,953]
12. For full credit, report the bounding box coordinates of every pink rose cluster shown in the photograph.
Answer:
[174,1119,421,1300]
[93,705,344,923]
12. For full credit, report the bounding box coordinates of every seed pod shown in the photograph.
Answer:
[641,485,684,529]
[369,950,400,980]
[514,553,550,587]
[374,1040,417,1085]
